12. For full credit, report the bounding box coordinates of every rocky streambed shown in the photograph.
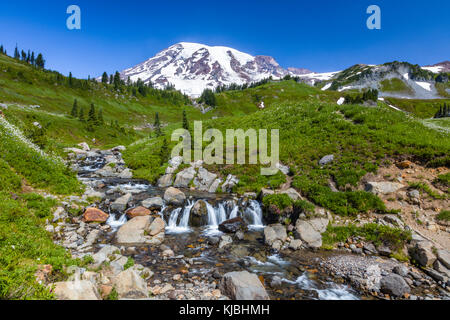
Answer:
[43,144,449,301]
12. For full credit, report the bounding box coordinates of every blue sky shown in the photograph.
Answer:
[0,0,448,78]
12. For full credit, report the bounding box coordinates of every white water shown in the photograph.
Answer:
[106,213,127,229]
[166,199,264,235]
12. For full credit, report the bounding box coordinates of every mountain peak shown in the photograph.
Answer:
[119,43,309,97]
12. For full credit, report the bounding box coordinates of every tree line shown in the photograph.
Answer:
[344,89,379,105]
[434,103,450,119]
[0,44,45,69]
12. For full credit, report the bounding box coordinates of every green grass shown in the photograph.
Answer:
[262,194,293,211]
[385,97,450,118]
[434,172,450,187]
[380,78,413,94]
[436,210,450,222]
[408,181,447,200]
[0,192,86,300]
[322,223,412,249]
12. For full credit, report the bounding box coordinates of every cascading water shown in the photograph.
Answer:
[245,200,264,228]
[107,213,127,229]
[166,200,195,233]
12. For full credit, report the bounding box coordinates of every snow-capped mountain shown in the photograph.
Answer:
[422,61,450,73]
[119,42,311,97]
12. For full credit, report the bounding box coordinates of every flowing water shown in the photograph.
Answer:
[77,154,359,300]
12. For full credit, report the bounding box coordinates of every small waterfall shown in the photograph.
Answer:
[245,200,264,228]
[166,200,195,233]
[229,206,239,219]
[107,213,127,229]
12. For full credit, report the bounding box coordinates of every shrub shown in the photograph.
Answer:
[262,194,293,211]
[436,210,450,222]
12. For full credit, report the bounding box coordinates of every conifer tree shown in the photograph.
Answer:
[113,71,121,90]
[88,103,96,123]
[30,52,35,65]
[79,107,85,121]
[68,72,73,87]
[97,108,104,125]
[71,99,78,117]
[35,53,45,68]
[14,45,19,59]
[109,74,113,85]
[101,72,108,84]
[182,110,189,131]
[159,137,169,165]
[154,112,162,137]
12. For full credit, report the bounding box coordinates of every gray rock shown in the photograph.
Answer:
[409,241,436,267]
[118,168,133,179]
[164,187,186,206]
[142,197,163,210]
[116,216,164,245]
[279,188,302,201]
[380,274,410,297]
[208,178,222,193]
[173,167,196,188]
[295,218,328,249]
[222,174,239,193]
[393,265,409,277]
[319,155,334,165]
[363,243,378,255]
[157,174,173,188]
[264,224,287,246]
[92,245,120,267]
[113,268,149,299]
[51,280,100,300]
[219,235,233,249]
[377,244,392,257]
[437,249,450,269]
[365,182,405,195]
[288,239,303,250]
[220,271,269,300]
[193,167,217,191]
[433,260,450,278]
[110,193,132,212]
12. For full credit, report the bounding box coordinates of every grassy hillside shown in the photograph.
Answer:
[385,97,450,118]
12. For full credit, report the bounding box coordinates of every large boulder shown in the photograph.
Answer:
[110,193,132,212]
[264,224,287,246]
[157,174,173,188]
[220,271,269,300]
[365,182,405,195]
[164,187,186,206]
[82,208,109,223]
[219,217,248,233]
[437,249,450,269]
[142,197,163,210]
[148,217,165,236]
[173,167,196,188]
[116,216,164,245]
[295,218,328,249]
[126,206,150,219]
[380,274,410,297]
[92,245,120,267]
[51,281,100,300]
[208,179,222,193]
[189,200,208,227]
[113,268,149,299]
[193,168,217,191]
[408,241,436,267]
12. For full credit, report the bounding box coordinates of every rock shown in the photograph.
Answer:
[51,281,100,300]
[259,188,275,199]
[126,206,151,219]
[77,142,90,151]
[45,225,55,233]
[393,265,409,277]
[433,260,450,278]
[220,271,269,300]
[397,160,412,169]
[279,188,302,201]
[319,155,334,165]
[193,167,217,191]
[162,249,175,257]
[208,179,222,193]
[219,235,233,248]
[222,174,239,193]
[157,174,173,188]
[363,243,378,255]
[141,197,163,210]
[92,245,120,267]
[112,145,126,152]
[82,208,109,223]
[365,182,405,195]
[148,217,165,236]
[169,156,183,169]
[53,207,67,222]
[294,218,328,249]
[407,189,420,202]
[377,244,392,257]
[437,249,450,269]
[118,168,133,179]
[164,187,186,206]
[96,165,117,178]
[288,239,303,250]
[113,269,149,299]
[264,224,287,246]
[424,268,447,283]
[173,167,196,188]
[275,162,290,175]
[110,193,132,212]
[116,216,158,245]
[189,200,208,227]
[383,215,405,229]
[380,274,410,297]
[409,241,436,267]
[160,284,174,295]
[219,217,248,233]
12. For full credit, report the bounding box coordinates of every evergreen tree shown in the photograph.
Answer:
[113,71,121,90]
[14,45,19,59]
[21,50,26,61]
[0,45,3,54]
[97,108,104,125]
[182,110,189,131]
[109,74,113,85]
[68,72,73,87]
[154,112,162,137]
[30,52,35,65]
[26,50,31,63]
[159,137,169,165]
[199,89,216,106]
[101,72,108,84]
[79,107,85,121]
[71,99,78,117]
[88,103,97,123]
[35,53,45,68]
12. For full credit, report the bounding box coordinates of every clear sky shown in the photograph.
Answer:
[0,0,448,78]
